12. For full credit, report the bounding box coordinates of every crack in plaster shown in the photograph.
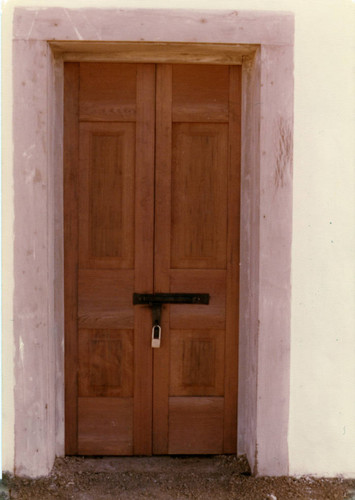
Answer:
[81,11,102,41]
[27,10,39,40]
[64,9,83,40]
[274,115,292,191]
[19,337,25,364]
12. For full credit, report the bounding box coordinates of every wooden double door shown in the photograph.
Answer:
[64,62,241,455]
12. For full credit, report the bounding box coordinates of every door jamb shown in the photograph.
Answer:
[59,41,251,457]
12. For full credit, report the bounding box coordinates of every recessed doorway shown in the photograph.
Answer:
[64,61,241,455]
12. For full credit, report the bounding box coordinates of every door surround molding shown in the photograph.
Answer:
[10,7,294,477]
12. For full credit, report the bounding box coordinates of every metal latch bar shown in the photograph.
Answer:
[132,293,210,306]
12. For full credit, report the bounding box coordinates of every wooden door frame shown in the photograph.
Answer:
[10,8,294,477]
[59,42,249,463]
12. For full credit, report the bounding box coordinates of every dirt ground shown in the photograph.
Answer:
[3,455,355,500]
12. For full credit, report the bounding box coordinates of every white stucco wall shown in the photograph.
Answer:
[2,0,354,478]
[288,0,355,477]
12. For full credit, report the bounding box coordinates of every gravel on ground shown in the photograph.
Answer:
[3,455,355,500]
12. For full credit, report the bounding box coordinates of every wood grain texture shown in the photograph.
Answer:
[169,270,226,329]
[78,269,134,329]
[64,62,79,455]
[65,62,241,456]
[51,42,250,65]
[170,330,225,396]
[133,64,155,455]
[80,63,137,121]
[78,398,133,455]
[172,65,229,122]
[67,62,156,456]
[168,397,224,454]
[153,64,172,454]
[223,65,241,453]
[152,63,241,455]
[78,329,133,397]
[79,122,135,269]
[171,123,228,269]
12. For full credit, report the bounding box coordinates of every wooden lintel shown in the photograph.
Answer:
[50,41,258,65]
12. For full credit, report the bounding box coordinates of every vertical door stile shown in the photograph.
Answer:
[224,65,241,452]
[133,64,156,455]
[153,64,173,454]
[64,62,80,455]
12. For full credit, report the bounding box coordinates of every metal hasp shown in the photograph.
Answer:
[132,292,210,325]
[133,293,210,348]
[133,293,210,306]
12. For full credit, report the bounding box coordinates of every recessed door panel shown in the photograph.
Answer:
[79,122,135,268]
[78,329,134,397]
[170,329,225,396]
[64,61,240,456]
[171,123,228,269]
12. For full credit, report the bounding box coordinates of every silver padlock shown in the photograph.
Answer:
[151,324,162,348]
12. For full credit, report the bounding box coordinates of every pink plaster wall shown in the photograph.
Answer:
[13,8,293,45]
[12,39,56,475]
[238,49,261,471]
[256,43,293,475]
